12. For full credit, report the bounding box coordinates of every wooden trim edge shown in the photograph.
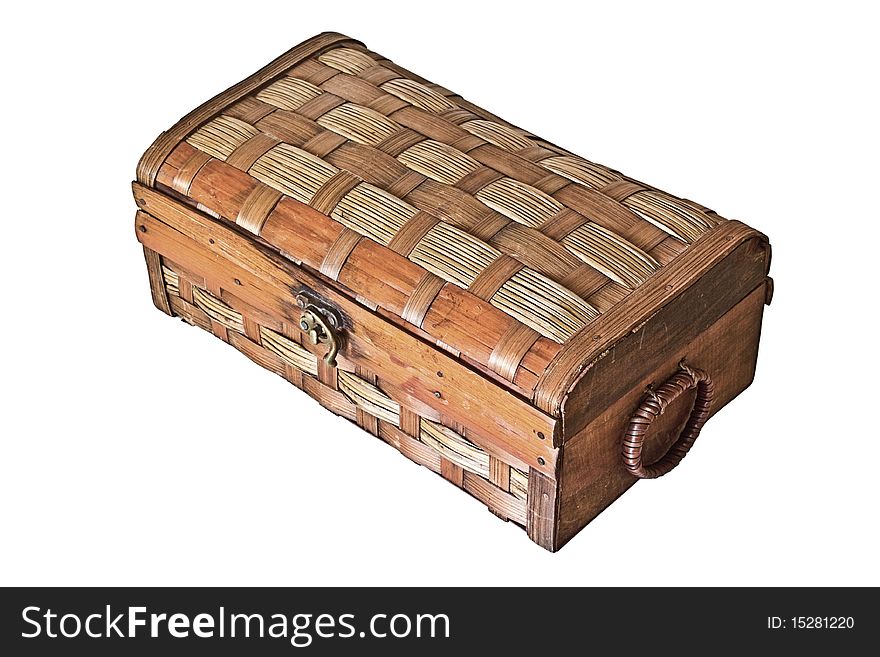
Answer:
[526,468,559,551]
[141,244,172,315]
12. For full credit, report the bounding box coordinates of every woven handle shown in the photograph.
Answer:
[622,362,714,479]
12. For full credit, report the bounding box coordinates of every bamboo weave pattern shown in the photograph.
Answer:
[153,39,725,393]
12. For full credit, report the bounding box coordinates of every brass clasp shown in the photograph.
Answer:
[295,293,342,367]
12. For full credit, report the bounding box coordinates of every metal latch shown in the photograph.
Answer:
[295,292,343,368]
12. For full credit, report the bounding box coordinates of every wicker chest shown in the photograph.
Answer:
[133,32,772,551]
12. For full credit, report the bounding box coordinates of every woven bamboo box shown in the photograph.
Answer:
[133,33,772,551]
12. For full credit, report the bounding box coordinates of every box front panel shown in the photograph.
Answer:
[142,244,532,533]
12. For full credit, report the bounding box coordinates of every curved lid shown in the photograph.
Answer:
[138,33,742,416]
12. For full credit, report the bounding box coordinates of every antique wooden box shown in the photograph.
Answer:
[133,33,772,551]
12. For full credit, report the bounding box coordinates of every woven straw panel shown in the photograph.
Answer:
[161,263,529,526]
[153,38,725,392]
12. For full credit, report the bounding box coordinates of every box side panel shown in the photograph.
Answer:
[555,283,768,549]
[561,236,770,439]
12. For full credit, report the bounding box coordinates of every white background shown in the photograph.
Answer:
[2,1,878,586]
